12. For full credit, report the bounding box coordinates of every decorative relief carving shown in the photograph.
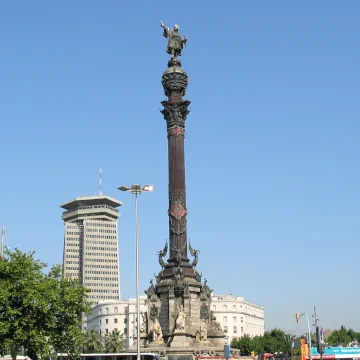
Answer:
[140,312,148,336]
[169,186,186,205]
[200,319,208,341]
[162,73,188,97]
[150,318,163,343]
[167,126,185,137]
[168,186,187,235]
[174,305,186,332]
[149,304,159,321]
[169,203,187,220]
[170,216,186,236]
[200,278,213,300]
[169,266,188,298]
[172,244,186,265]
[145,279,158,302]
[200,304,209,320]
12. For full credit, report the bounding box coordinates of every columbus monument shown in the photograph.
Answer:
[136,22,238,359]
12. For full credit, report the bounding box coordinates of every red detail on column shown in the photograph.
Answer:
[169,203,187,220]
[168,127,185,137]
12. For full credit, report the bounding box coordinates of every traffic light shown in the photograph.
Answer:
[316,326,323,355]
[294,313,301,323]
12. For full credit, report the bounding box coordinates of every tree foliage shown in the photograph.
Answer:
[83,330,125,354]
[83,330,104,353]
[0,248,90,360]
[327,326,360,346]
[231,329,296,356]
[104,330,125,353]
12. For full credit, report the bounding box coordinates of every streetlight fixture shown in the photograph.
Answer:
[294,312,313,360]
[118,184,154,360]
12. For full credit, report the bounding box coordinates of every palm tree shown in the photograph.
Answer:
[83,330,103,353]
[104,330,125,353]
[282,333,296,356]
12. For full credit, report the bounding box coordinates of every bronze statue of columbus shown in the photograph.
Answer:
[160,21,187,57]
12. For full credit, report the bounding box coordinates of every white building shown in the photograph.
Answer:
[60,195,122,303]
[211,294,264,342]
[87,294,264,348]
[87,296,147,349]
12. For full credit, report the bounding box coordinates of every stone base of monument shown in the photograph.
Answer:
[128,345,240,360]
[169,332,190,347]
[143,342,167,349]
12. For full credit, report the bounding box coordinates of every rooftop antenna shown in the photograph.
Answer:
[99,166,103,195]
[1,226,5,258]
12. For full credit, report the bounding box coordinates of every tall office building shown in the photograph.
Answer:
[61,195,122,302]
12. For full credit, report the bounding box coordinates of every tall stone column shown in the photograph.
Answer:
[161,57,191,264]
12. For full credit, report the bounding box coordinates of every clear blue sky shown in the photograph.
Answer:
[1,1,359,334]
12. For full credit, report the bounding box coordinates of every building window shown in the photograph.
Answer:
[224,326,228,333]
[105,308,109,314]
[106,319,108,324]
[241,327,244,334]
[105,329,108,333]
[241,317,243,322]
[124,318,127,324]
[233,305,236,310]
[233,316,236,322]
[223,305,227,310]
[223,316,227,322]
[234,326,237,334]
[114,307,118,314]
[114,318,118,323]
[124,328,128,334]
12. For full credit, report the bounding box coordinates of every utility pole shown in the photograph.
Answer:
[313,306,323,360]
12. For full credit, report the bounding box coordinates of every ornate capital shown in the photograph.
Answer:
[162,71,188,98]
[161,100,190,129]
[167,126,185,138]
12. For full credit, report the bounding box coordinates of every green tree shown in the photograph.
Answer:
[262,332,280,353]
[328,326,352,346]
[83,330,104,353]
[231,334,253,355]
[104,330,125,353]
[46,265,90,358]
[282,333,296,356]
[347,328,360,343]
[0,249,90,360]
[251,335,265,354]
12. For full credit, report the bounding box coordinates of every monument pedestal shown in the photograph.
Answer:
[131,346,240,360]
[170,332,190,347]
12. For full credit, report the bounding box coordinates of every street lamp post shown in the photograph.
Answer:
[118,184,154,360]
[294,312,313,360]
